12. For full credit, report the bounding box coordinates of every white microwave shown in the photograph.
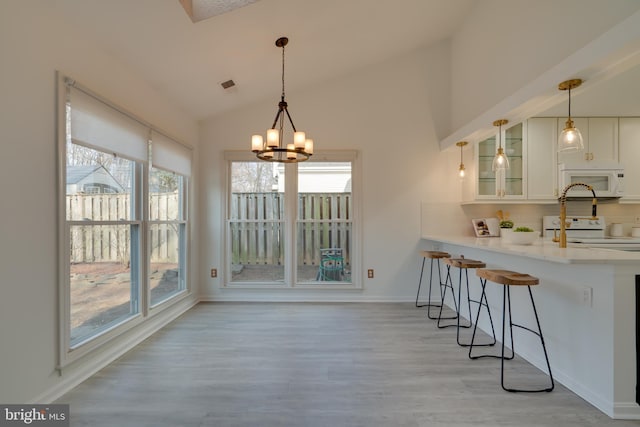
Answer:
[558,162,624,198]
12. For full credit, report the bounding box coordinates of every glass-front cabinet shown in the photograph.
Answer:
[476,122,525,199]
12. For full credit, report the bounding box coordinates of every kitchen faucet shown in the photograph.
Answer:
[555,183,598,248]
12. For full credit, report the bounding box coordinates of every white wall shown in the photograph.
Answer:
[450,0,640,134]
[0,1,199,403]
[199,40,461,301]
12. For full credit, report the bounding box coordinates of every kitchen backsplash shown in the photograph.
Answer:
[421,201,640,237]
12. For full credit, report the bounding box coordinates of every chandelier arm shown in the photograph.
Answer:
[271,107,283,130]
[283,105,297,133]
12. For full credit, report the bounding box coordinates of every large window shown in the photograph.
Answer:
[66,145,141,346]
[225,151,359,288]
[58,74,191,364]
[149,166,187,306]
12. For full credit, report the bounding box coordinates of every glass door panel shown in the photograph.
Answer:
[228,161,285,283]
[296,162,352,284]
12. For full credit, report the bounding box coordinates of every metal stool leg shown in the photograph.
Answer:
[455,267,473,342]
[417,257,444,313]
[501,285,555,393]
[416,257,429,307]
[468,277,499,358]
[436,264,460,328]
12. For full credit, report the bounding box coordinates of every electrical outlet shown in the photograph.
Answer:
[635,215,640,224]
[210,268,217,278]
[582,287,592,307]
[367,269,374,279]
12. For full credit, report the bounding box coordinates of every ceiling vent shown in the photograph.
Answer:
[220,80,236,90]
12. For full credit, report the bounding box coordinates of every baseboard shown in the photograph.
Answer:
[199,293,414,303]
[33,296,198,404]
[613,402,640,419]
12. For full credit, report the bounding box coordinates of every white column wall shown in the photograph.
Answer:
[199,41,461,301]
[0,1,199,403]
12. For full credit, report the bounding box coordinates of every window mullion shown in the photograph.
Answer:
[140,161,149,317]
[284,162,298,287]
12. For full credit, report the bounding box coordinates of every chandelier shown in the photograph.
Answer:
[251,37,313,163]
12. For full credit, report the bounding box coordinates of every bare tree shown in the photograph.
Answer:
[231,162,276,192]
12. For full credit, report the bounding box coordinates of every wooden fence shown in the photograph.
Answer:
[67,192,180,264]
[230,192,352,266]
[67,192,352,266]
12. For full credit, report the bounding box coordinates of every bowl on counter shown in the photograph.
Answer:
[501,229,539,245]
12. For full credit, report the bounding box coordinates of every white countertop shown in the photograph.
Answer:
[422,235,640,264]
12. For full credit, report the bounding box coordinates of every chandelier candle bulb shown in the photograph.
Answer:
[287,144,296,159]
[304,139,314,154]
[266,129,280,148]
[251,135,263,152]
[294,131,306,149]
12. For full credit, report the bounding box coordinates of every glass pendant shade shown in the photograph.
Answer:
[491,120,509,171]
[558,119,584,152]
[492,147,509,171]
[557,79,584,153]
[456,141,468,179]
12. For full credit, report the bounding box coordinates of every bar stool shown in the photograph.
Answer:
[441,257,496,347]
[416,250,451,319]
[469,269,554,393]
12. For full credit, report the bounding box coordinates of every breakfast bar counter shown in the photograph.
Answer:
[422,234,640,264]
[422,234,640,419]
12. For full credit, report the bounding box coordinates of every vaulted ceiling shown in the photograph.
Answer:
[54,0,476,121]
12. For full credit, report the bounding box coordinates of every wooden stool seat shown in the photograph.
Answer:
[476,269,539,286]
[420,250,451,259]
[444,258,486,269]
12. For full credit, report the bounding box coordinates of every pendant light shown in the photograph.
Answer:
[558,78,584,152]
[251,37,313,163]
[492,119,509,171]
[456,141,468,178]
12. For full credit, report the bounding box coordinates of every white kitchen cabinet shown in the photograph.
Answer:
[618,117,640,202]
[526,118,557,199]
[557,117,618,164]
[476,122,525,200]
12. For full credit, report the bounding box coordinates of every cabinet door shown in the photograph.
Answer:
[475,123,525,199]
[588,117,618,162]
[557,117,618,163]
[527,118,557,199]
[503,122,524,197]
[557,117,589,164]
[477,136,497,197]
[619,118,640,201]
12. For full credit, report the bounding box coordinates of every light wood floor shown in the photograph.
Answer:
[57,302,640,427]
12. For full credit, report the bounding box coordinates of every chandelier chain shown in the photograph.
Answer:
[281,43,286,99]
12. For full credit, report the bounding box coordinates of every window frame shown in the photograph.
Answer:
[147,166,189,309]
[57,73,192,368]
[223,150,361,289]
